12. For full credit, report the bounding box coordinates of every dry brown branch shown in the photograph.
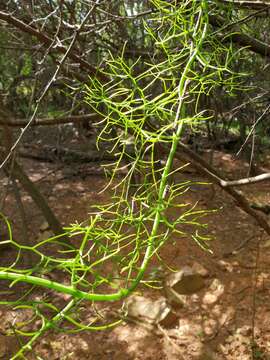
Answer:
[220,173,270,187]
[0,10,108,82]
[8,161,71,245]
[0,114,101,127]
[209,14,270,57]
[174,142,270,236]
[218,0,270,9]
[0,2,102,170]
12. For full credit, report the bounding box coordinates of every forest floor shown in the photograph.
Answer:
[1,150,270,360]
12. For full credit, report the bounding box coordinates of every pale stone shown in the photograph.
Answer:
[203,278,224,305]
[125,295,172,324]
[192,262,209,277]
[165,266,205,295]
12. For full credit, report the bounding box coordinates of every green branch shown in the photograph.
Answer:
[0,271,128,302]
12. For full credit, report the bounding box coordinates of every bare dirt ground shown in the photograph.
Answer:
[0,151,270,359]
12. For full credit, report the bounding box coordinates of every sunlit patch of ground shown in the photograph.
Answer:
[1,152,270,359]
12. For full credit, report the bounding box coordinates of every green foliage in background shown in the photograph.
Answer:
[0,1,246,358]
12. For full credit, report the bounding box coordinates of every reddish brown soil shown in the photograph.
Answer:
[0,152,270,360]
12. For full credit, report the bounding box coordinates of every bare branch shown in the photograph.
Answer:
[0,10,108,81]
[220,172,270,187]
[0,1,103,170]
[236,103,270,156]
[0,113,101,127]
[209,14,270,58]
[218,0,270,9]
[173,142,270,236]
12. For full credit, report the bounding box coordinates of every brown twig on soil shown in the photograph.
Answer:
[223,234,255,257]
[157,324,185,359]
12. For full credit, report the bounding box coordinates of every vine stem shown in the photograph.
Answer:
[0,270,127,301]
[0,1,208,303]
[11,299,76,360]
[126,1,208,295]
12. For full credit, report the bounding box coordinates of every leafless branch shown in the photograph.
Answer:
[236,102,270,156]
[0,114,101,127]
[0,1,102,170]
[209,14,270,58]
[219,172,270,187]
[0,10,107,81]
[173,142,270,236]
[218,0,270,9]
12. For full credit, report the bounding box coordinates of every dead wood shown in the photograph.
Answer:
[173,142,270,236]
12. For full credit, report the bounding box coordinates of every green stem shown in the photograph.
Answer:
[124,1,209,295]
[11,299,76,360]
[0,1,209,304]
[0,271,128,301]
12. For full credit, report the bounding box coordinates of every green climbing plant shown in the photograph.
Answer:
[0,1,245,358]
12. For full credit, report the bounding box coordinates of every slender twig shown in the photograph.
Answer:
[223,233,255,257]
[0,113,101,127]
[174,142,270,235]
[236,103,270,157]
[220,173,270,187]
[218,0,270,9]
[0,11,106,80]
[0,1,101,170]
[248,116,256,177]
